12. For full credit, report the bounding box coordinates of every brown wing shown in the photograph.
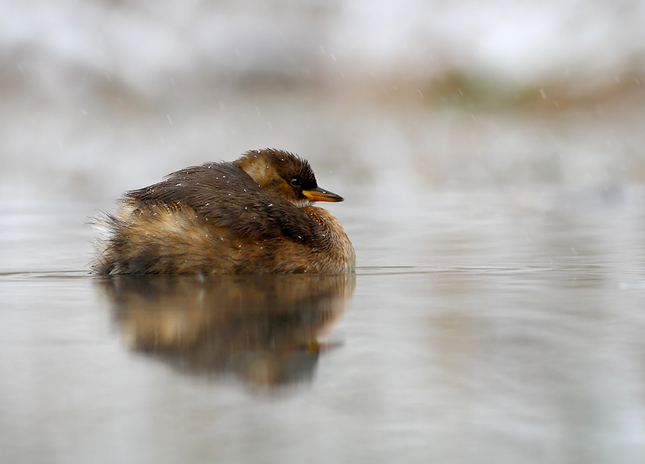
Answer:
[124,162,320,244]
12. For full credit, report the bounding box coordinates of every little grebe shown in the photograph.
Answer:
[93,149,355,275]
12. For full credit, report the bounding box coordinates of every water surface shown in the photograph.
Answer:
[2,186,645,463]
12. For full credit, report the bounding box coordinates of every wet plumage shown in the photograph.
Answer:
[93,149,355,275]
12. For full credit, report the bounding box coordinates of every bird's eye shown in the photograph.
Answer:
[290,178,301,187]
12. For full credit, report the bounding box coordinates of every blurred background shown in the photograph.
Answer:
[3,0,645,203]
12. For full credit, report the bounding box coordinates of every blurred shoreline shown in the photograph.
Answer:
[2,0,644,200]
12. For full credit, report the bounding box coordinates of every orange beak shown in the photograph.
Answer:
[302,187,344,202]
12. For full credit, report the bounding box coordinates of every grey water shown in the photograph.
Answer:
[2,184,645,464]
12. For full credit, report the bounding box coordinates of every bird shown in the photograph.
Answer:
[93,149,355,275]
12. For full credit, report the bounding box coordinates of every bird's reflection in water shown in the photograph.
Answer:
[96,274,355,389]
